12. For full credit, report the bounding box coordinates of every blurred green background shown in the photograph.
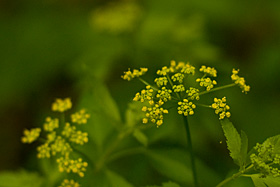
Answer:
[0,0,280,186]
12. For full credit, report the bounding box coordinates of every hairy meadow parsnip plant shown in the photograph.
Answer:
[122,60,252,186]
[21,98,90,187]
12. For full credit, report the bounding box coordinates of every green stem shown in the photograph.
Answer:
[166,74,181,100]
[199,83,236,96]
[138,78,159,91]
[183,116,198,187]
[216,164,254,187]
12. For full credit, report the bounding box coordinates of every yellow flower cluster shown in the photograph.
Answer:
[142,102,168,127]
[21,128,41,144]
[121,68,148,81]
[57,157,88,177]
[71,109,90,124]
[177,99,196,116]
[211,97,231,119]
[59,179,80,187]
[154,77,168,87]
[21,97,90,183]
[43,117,59,132]
[172,84,185,92]
[69,131,89,145]
[250,143,280,177]
[156,60,195,76]
[199,65,217,77]
[37,143,51,158]
[156,87,172,102]
[186,87,200,100]
[52,98,72,112]
[171,73,185,83]
[133,85,154,102]
[231,69,250,93]
[196,77,217,91]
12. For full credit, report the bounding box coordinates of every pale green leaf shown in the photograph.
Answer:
[240,130,248,169]
[105,169,134,187]
[220,119,242,166]
[0,170,44,187]
[262,134,280,154]
[251,174,280,187]
[133,129,148,146]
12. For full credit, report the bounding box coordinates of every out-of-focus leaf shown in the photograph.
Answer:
[0,170,44,187]
[251,174,280,187]
[133,129,148,146]
[262,134,280,154]
[145,149,192,185]
[105,169,134,187]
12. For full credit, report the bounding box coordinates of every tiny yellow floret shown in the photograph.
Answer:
[52,98,72,112]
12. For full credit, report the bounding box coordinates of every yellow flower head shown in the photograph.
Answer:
[52,98,72,112]
[37,143,51,158]
[186,87,200,100]
[71,109,90,125]
[231,69,250,94]
[199,65,217,77]
[57,157,88,177]
[59,179,80,187]
[21,128,41,144]
[121,68,148,81]
[133,85,154,102]
[43,117,59,132]
[172,84,185,92]
[177,99,196,116]
[196,77,217,91]
[70,131,89,145]
[156,87,172,102]
[141,101,168,127]
[211,97,231,120]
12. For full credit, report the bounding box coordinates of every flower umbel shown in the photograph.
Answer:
[211,97,231,120]
[231,69,250,93]
[21,128,41,144]
[59,179,80,187]
[52,98,72,112]
[21,98,90,184]
[121,67,148,81]
[177,99,196,116]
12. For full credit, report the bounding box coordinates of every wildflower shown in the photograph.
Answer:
[71,109,90,124]
[171,73,185,83]
[46,131,56,143]
[21,128,41,144]
[211,97,231,120]
[177,99,196,116]
[43,117,59,132]
[37,143,51,158]
[133,85,154,102]
[52,98,72,112]
[51,136,72,156]
[121,68,148,81]
[62,123,76,138]
[70,131,89,145]
[141,102,168,127]
[180,63,195,75]
[199,65,217,77]
[156,87,172,102]
[250,143,280,177]
[196,77,217,91]
[186,87,200,100]
[231,69,250,93]
[57,157,88,177]
[154,77,168,87]
[59,179,80,187]
[157,66,171,76]
[172,84,185,92]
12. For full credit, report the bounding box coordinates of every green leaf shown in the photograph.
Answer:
[0,170,44,187]
[145,149,192,185]
[250,174,280,187]
[133,129,148,146]
[105,169,134,187]
[262,134,280,154]
[220,119,242,166]
[240,130,248,169]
